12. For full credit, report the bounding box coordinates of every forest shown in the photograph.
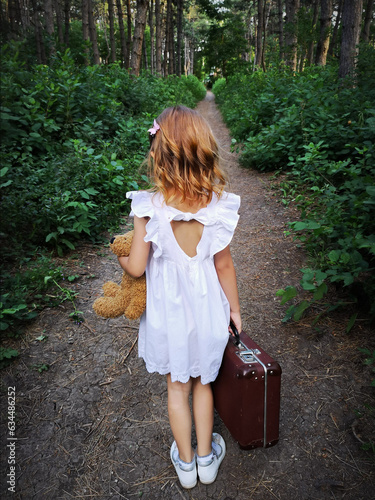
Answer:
[0,0,374,363]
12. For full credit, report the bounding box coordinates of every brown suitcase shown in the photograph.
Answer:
[212,325,282,449]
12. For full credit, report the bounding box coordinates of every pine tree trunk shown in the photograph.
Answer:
[108,0,116,63]
[116,0,127,67]
[149,0,155,73]
[44,0,56,56]
[54,0,64,45]
[315,0,333,65]
[184,35,190,75]
[155,0,162,74]
[306,0,319,65]
[19,0,31,31]
[338,0,363,79]
[126,0,132,68]
[169,0,175,75]
[278,0,284,59]
[64,0,70,46]
[164,0,171,76]
[256,0,263,66]
[361,0,374,42]
[82,0,90,64]
[31,0,47,64]
[190,39,194,75]
[130,0,149,76]
[246,12,254,65]
[176,0,183,76]
[88,0,100,64]
[285,0,300,72]
[262,0,271,71]
[299,49,306,71]
[165,0,173,75]
[328,0,343,56]
[8,0,18,37]
[143,32,148,70]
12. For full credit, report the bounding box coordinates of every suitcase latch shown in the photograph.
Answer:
[237,349,261,363]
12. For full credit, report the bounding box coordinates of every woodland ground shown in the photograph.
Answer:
[1,93,374,500]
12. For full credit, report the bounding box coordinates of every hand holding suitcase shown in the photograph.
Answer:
[212,323,282,449]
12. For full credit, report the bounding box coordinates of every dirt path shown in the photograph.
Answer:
[1,93,374,500]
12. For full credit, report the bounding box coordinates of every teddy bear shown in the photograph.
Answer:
[93,230,146,320]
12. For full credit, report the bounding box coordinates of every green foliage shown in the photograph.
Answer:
[214,65,374,171]
[0,347,19,369]
[211,78,227,95]
[0,47,205,254]
[282,142,375,322]
[31,363,50,373]
[201,11,249,77]
[45,276,84,325]
[0,46,206,335]
[0,254,66,336]
[213,62,375,324]
[359,348,375,388]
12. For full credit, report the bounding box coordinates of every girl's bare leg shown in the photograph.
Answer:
[192,377,214,457]
[167,375,194,463]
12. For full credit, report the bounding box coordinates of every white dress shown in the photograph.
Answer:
[126,190,241,385]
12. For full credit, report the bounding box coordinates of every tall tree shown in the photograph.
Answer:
[169,0,175,74]
[176,0,184,76]
[82,0,90,64]
[155,0,162,74]
[361,0,374,42]
[8,0,18,37]
[64,0,70,47]
[262,0,271,70]
[306,0,319,66]
[285,0,300,71]
[338,0,363,79]
[31,0,47,64]
[328,0,343,56]
[142,30,148,69]
[164,0,174,75]
[277,0,284,59]
[54,0,64,45]
[255,0,264,67]
[108,0,116,62]
[164,0,171,75]
[88,0,100,64]
[17,0,31,32]
[116,0,127,66]
[126,0,132,68]
[149,0,155,73]
[130,0,148,75]
[315,0,333,66]
[44,0,56,56]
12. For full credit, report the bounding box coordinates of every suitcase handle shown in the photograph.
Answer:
[229,320,241,346]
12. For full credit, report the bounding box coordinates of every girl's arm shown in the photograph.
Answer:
[214,245,242,333]
[118,216,151,278]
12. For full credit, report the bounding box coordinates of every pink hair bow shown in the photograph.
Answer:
[148,119,160,136]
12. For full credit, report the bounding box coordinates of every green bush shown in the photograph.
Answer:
[0,46,207,341]
[213,62,375,324]
[0,48,206,257]
[214,66,374,172]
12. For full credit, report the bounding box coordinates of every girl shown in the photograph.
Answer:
[118,106,241,489]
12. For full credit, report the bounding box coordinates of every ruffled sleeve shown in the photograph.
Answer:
[126,191,162,258]
[126,190,155,218]
[210,192,240,257]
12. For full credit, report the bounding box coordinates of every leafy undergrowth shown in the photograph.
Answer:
[0,46,207,351]
[213,58,375,329]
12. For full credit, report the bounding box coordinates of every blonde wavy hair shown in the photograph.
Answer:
[148,106,227,204]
